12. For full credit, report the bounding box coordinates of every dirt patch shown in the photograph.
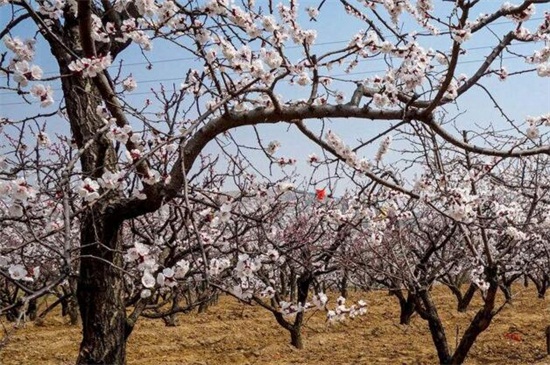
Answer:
[1,285,549,364]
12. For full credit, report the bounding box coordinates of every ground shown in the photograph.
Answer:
[1,285,549,364]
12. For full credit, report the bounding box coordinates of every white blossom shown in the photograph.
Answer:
[141,270,156,288]
[78,178,100,202]
[8,264,27,280]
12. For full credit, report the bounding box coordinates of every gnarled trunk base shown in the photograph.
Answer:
[290,328,303,349]
[76,213,127,365]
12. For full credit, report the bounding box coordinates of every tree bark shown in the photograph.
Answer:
[399,293,416,325]
[450,267,498,365]
[538,284,547,299]
[537,275,548,299]
[289,270,297,303]
[458,283,477,313]
[52,25,124,359]
[529,274,548,299]
[61,74,125,363]
[67,294,80,326]
[389,289,416,325]
[76,211,127,365]
[288,272,311,349]
[61,279,80,325]
[417,290,452,364]
[271,272,311,349]
[340,270,349,298]
[290,328,303,349]
[499,283,513,304]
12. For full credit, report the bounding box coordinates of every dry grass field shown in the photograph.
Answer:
[1,285,549,364]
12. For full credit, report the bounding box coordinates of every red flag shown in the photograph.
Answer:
[315,188,326,201]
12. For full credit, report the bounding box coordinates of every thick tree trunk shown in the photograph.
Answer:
[389,289,416,325]
[288,273,311,349]
[273,311,304,350]
[67,295,80,326]
[54,37,124,362]
[163,315,177,327]
[290,328,303,349]
[499,283,513,304]
[447,284,464,309]
[5,288,19,322]
[417,290,452,364]
[61,279,80,325]
[529,275,548,299]
[272,273,311,350]
[280,271,287,297]
[76,211,127,365]
[458,283,477,313]
[399,293,416,325]
[289,270,297,303]
[538,275,548,299]
[340,270,349,298]
[538,284,547,299]
[451,306,494,364]
[450,268,498,365]
[27,299,38,321]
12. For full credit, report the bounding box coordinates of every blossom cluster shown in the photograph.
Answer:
[326,130,372,173]
[124,241,191,298]
[68,54,113,78]
[4,36,53,107]
[0,178,37,217]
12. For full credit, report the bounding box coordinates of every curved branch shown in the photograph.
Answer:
[456,32,515,97]
[470,0,550,33]
[294,120,416,197]
[0,13,31,40]
[422,5,470,116]
[423,114,550,157]
[112,102,550,219]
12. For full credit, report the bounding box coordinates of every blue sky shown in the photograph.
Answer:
[1,1,549,193]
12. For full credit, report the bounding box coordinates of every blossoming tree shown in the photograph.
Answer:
[1,0,549,363]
